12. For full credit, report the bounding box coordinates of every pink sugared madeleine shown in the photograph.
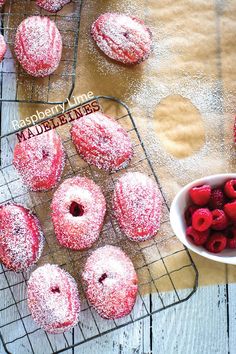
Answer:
[0,203,44,272]
[82,245,138,319]
[36,0,71,12]
[91,13,152,65]
[0,35,6,62]
[14,16,62,77]
[51,176,106,250]
[112,172,162,241]
[71,111,133,171]
[13,125,65,191]
[27,264,80,334]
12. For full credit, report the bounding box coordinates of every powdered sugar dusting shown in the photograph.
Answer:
[71,111,134,171]
[36,0,71,13]
[91,13,152,65]
[113,172,162,241]
[82,245,138,319]
[51,176,106,250]
[27,264,80,334]
[14,16,62,77]
[13,125,65,192]
[0,203,44,272]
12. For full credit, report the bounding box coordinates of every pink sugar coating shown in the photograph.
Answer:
[82,245,138,319]
[0,34,7,62]
[0,0,5,7]
[0,203,44,272]
[27,264,80,334]
[71,111,133,171]
[14,16,62,77]
[13,125,65,192]
[51,176,106,250]
[36,0,71,12]
[112,172,162,241]
[91,13,152,65]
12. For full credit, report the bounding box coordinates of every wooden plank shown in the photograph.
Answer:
[152,285,229,354]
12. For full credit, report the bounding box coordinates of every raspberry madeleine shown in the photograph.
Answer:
[14,16,62,77]
[82,245,138,319]
[0,35,6,62]
[51,176,106,250]
[13,126,65,191]
[36,0,70,12]
[91,13,152,65]
[27,264,80,334]
[113,172,162,241]
[71,111,133,171]
[0,203,44,271]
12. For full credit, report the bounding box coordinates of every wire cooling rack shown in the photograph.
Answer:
[0,0,83,105]
[0,96,198,354]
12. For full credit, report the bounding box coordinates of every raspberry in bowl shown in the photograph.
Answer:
[170,174,236,264]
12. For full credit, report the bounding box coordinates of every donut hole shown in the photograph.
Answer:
[69,201,84,217]
[51,286,60,294]
[98,273,107,283]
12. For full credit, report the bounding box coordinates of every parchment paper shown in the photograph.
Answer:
[17,0,236,288]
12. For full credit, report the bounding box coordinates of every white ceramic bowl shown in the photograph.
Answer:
[170,173,236,265]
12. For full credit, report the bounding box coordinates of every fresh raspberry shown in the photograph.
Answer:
[205,233,227,253]
[189,184,211,206]
[192,208,213,231]
[186,226,209,246]
[211,209,228,230]
[224,200,236,221]
[225,227,236,248]
[224,179,236,199]
[185,205,198,226]
[209,188,225,210]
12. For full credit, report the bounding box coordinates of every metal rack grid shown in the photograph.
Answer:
[0,0,83,105]
[0,96,198,354]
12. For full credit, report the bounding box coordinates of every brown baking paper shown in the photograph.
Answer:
[17,0,236,292]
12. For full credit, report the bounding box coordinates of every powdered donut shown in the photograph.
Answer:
[112,172,162,241]
[14,16,62,77]
[82,245,138,319]
[27,264,80,334]
[91,13,152,65]
[71,111,133,171]
[51,176,106,250]
[0,203,44,272]
[36,0,71,12]
[13,125,65,191]
[0,35,6,62]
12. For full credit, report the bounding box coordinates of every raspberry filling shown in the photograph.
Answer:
[69,202,84,217]
[42,149,49,159]
[51,286,60,294]
[98,273,108,283]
